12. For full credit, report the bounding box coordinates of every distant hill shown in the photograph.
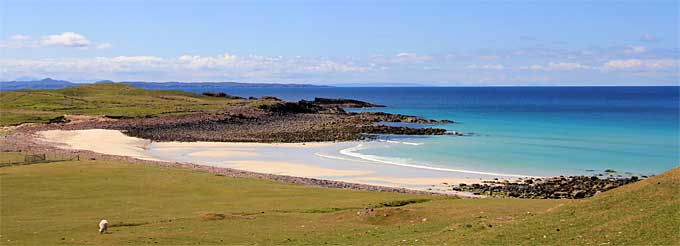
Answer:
[0,78,77,90]
[121,81,330,90]
[330,82,428,87]
[0,78,330,91]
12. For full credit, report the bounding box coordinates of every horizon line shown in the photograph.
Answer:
[2,78,678,87]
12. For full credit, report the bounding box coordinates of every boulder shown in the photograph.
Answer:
[571,190,587,199]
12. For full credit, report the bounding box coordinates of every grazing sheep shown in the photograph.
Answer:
[98,219,109,234]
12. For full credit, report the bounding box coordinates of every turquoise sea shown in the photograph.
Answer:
[148,86,679,177]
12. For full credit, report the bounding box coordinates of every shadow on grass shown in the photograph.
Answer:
[110,222,149,227]
[375,198,431,208]
[275,198,434,214]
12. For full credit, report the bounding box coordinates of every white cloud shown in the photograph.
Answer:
[178,54,236,69]
[0,34,38,48]
[2,32,113,50]
[478,55,500,61]
[1,46,678,84]
[544,62,591,71]
[466,64,505,70]
[624,45,647,54]
[107,56,162,63]
[391,52,432,63]
[521,62,590,71]
[528,64,542,70]
[10,34,30,41]
[640,34,659,42]
[41,32,91,47]
[0,54,373,82]
[601,59,642,71]
[96,42,113,50]
[600,59,679,72]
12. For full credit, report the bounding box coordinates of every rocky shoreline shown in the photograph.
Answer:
[451,174,643,199]
[31,96,457,143]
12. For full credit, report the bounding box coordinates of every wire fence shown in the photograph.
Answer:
[0,151,80,167]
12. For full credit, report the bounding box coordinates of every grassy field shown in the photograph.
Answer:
[1,154,677,245]
[0,83,244,126]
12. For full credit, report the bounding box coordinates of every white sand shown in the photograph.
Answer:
[38,129,368,178]
[39,129,156,161]
[228,160,373,177]
[38,129,491,193]
[188,150,260,158]
[343,176,486,186]
[159,141,337,148]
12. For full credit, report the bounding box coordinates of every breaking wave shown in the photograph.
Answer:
[338,144,530,178]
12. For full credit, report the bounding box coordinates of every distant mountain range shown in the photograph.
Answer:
[0,78,76,90]
[121,81,330,90]
[0,78,330,91]
[330,82,428,87]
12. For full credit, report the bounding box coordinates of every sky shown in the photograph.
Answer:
[0,0,678,85]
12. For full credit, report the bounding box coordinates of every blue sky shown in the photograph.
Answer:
[1,0,678,85]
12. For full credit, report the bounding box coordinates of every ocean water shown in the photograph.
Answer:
[167,86,679,177]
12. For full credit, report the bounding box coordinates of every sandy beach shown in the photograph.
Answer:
[40,129,155,161]
[38,129,521,194]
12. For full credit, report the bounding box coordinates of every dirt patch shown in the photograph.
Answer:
[355,208,423,225]
[199,213,226,221]
[493,216,514,222]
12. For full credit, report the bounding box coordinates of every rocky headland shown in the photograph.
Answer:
[32,96,457,143]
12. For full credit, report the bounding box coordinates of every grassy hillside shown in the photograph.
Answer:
[0,83,243,126]
[1,154,677,245]
[453,165,680,245]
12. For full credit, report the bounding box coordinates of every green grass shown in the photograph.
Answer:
[1,155,676,245]
[0,83,245,126]
[460,166,680,245]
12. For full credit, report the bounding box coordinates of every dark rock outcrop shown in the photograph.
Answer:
[361,125,448,135]
[352,112,454,124]
[454,175,642,199]
[258,98,385,115]
[257,101,323,114]
[201,92,244,99]
[307,97,385,108]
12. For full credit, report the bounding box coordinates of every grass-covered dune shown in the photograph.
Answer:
[1,155,677,245]
[0,83,246,126]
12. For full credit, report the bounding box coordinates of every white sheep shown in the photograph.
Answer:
[98,219,109,234]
